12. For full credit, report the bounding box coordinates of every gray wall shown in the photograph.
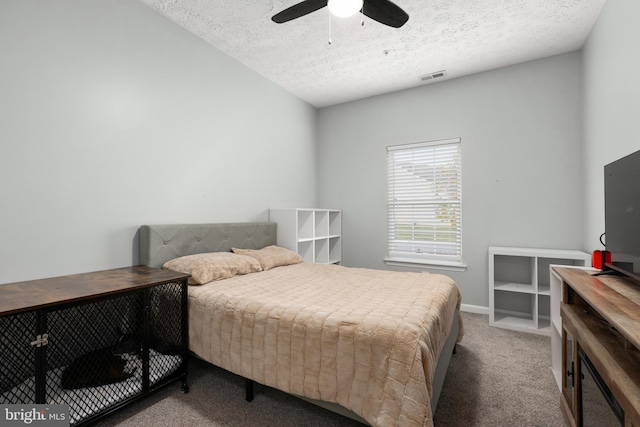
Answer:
[0,1,316,283]
[316,53,584,308]
[582,0,640,250]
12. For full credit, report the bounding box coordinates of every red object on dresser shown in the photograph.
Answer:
[591,249,611,270]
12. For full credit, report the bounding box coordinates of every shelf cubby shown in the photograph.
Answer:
[297,210,314,240]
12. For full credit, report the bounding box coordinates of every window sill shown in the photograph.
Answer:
[384,257,468,272]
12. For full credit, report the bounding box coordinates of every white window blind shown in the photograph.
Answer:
[387,138,462,264]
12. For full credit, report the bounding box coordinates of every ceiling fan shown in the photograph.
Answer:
[272,0,409,28]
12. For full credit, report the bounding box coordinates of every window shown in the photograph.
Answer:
[386,138,463,268]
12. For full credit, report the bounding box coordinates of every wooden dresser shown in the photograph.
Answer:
[553,267,640,427]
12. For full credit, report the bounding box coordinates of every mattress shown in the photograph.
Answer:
[187,262,462,427]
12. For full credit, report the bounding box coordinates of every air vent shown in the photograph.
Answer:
[419,70,446,82]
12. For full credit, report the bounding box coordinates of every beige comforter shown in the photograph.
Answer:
[188,262,463,426]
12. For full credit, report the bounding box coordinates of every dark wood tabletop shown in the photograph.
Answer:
[0,266,190,316]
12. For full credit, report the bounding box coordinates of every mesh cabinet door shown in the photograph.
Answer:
[0,312,38,404]
[45,294,144,425]
[147,282,185,388]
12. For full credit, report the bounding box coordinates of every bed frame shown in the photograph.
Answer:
[139,222,459,425]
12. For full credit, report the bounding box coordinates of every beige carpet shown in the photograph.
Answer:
[94,312,564,426]
[434,312,564,426]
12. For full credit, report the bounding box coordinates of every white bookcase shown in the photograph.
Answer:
[269,208,341,264]
[488,247,590,335]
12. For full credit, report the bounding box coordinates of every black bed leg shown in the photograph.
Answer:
[245,379,254,402]
[452,343,457,355]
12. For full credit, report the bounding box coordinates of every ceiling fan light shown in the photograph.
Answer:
[327,0,364,18]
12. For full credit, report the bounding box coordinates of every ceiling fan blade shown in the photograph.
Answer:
[362,0,409,28]
[272,0,328,24]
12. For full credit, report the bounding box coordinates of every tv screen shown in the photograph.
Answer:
[604,149,640,281]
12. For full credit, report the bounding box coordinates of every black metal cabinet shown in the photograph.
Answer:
[0,267,189,426]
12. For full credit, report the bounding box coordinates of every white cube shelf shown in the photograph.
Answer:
[489,247,590,335]
[269,208,342,264]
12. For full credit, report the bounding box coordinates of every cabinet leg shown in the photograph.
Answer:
[245,379,254,402]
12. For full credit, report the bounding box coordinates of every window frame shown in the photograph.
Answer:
[384,138,466,271]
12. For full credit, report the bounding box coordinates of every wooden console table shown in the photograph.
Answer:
[553,267,640,427]
[0,266,190,425]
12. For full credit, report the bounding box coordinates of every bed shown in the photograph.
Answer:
[139,222,463,427]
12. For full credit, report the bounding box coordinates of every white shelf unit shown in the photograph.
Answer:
[488,247,590,335]
[269,208,342,264]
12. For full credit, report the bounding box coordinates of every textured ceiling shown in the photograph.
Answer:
[138,0,607,108]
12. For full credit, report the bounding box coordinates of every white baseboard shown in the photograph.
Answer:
[460,304,489,315]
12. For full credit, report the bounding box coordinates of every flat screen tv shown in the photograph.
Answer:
[604,149,640,281]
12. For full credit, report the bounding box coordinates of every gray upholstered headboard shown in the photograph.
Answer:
[139,222,277,268]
